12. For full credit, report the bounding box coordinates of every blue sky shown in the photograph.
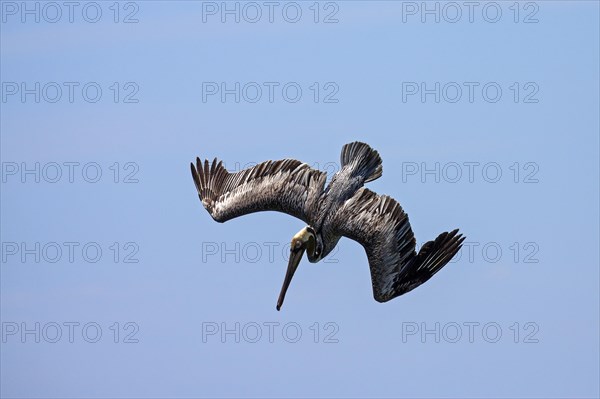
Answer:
[1,1,599,398]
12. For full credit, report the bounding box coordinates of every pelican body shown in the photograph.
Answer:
[191,142,464,310]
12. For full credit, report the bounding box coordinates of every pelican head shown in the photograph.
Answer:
[276,226,320,311]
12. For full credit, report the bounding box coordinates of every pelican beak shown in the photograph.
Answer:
[276,241,306,311]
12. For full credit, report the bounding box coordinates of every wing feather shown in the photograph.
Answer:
[191,157,327,224]
[333,188,465,302]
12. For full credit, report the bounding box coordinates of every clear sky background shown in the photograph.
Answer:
[1,1,599,398]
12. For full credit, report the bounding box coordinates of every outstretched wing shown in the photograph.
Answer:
[333,188,464,302]
[191,157,327,224]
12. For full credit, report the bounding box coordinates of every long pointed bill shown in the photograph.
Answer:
[276,245,306,311]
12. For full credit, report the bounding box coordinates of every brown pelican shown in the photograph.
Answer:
[191,142,464,310]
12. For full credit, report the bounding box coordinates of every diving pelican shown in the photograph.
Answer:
[191,142,464,310]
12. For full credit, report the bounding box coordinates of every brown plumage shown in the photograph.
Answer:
[191,142,465,309]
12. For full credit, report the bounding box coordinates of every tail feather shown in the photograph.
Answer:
[340,142,383,183]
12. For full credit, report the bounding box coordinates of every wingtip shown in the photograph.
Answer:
[196,157,203,174]
[452,228,466,241]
